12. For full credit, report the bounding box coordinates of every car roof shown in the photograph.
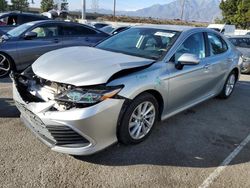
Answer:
[0,11,47,17]
[94,23,109,25]
[23,20,84,25]
[21,20,108,35]
[226,35,250,39]
[134,24,195,32]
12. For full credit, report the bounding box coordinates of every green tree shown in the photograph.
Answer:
[0,0,8,11]
[41,0,54,12]
[61,0,68,11]
[220,0,238,24]
[220,0,250,29]
[10,0,29,11]
[234,0,250,29]
[214,17,224,24]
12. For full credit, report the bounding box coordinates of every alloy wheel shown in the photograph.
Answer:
[0,54,11,77]
[225,74,236,96]
[128,101,156,140]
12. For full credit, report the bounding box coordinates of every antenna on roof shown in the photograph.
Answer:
[180,0,186,21]
[82,0,86,20]
[113,0,116,20]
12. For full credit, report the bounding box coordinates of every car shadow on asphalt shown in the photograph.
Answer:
[238,80,250,86]
[75,81,250,167]
[0,98,20,118]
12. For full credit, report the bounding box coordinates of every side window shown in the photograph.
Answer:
[0,15,8,25]
[208,33,228,55]
[76,26,97,35]
[31,25,59,38]
[7,15,18,25]
[63,25,97,36]
[20,15,38,24]
[172,32,205,63]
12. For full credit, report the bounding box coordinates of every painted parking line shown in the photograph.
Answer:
[199,133,250,188]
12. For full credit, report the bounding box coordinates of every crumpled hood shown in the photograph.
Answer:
[32,46,153,86]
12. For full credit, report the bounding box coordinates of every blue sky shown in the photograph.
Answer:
[7,0,174,11]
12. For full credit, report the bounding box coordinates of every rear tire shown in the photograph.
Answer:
[0,53,13,78]
[218,71,237,99]
[117,93,159,145]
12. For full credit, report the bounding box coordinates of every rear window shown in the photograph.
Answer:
[229,38,250,48]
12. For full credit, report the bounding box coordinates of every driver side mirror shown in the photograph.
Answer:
[24,31,37,40]
[175,53,200,70]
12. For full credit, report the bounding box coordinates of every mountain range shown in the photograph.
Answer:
[87,0,222,23]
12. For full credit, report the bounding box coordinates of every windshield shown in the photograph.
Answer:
[7,22,34,37]
[101,26,114,34]
[229,38,250,48]
[97,28,180,60]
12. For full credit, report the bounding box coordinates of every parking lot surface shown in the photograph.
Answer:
[0,75,250,188]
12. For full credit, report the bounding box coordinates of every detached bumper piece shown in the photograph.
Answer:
[16,101,90,148]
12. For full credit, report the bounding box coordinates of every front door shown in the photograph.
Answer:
[166,32,213,114]
[16,23,63,68]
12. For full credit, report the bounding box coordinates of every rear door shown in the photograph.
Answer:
[205,32,232,93]
[61,23,108,47]
[16,23,63,67]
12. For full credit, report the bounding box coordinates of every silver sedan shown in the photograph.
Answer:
[13,26,241,155]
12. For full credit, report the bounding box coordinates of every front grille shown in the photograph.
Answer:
[16,102,90,147]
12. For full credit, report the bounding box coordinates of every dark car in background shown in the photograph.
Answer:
[93,23,110,29]
[0,29,5,37]
[100,26,130,35]
[228,35,250,74]
[0,20,110,78]
[0,12,49,33]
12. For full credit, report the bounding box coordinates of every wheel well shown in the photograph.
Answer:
[116,89,164,138]
[0,51,16,70]
[232,68,239,81]
[142,90,164,120]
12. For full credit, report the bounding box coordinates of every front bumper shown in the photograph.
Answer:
[13,82,125,155]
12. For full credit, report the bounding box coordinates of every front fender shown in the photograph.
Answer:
[107,62,168,100]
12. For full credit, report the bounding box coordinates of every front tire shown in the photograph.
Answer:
[218,71,237,99]
[118,93,159,145]
[0,53,13,78]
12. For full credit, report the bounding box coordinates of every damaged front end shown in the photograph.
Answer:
[13,67,123,112]
[12,67,125,155]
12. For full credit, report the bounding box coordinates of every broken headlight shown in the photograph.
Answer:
[55,87,122,104]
